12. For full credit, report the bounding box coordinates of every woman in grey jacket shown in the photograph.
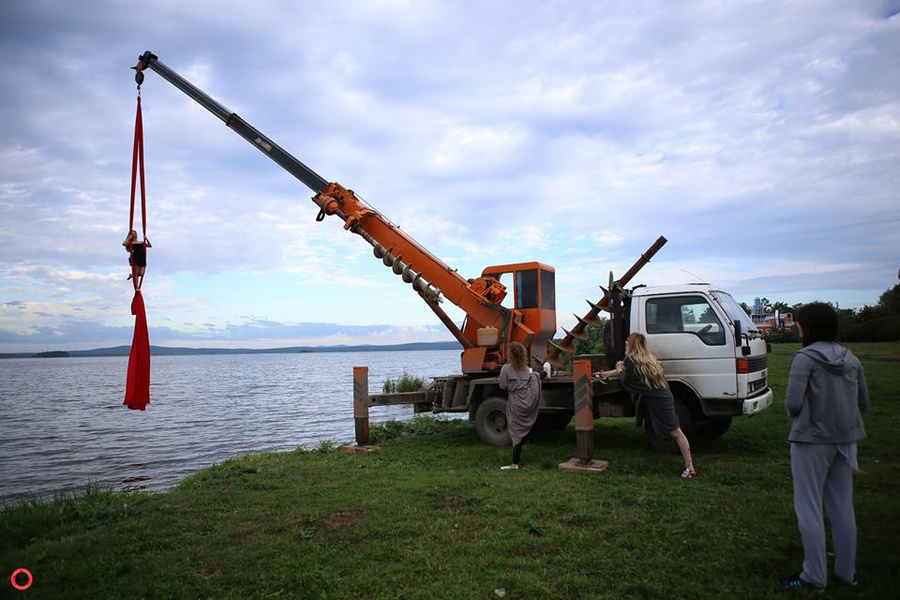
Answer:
[782,302,868,590]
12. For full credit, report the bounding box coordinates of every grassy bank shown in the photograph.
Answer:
[2,343,899,599]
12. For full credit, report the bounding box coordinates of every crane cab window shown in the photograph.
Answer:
[514,268,555,309]
[516,269,539,309]
[646,296,726,346]
[540,269,555,309]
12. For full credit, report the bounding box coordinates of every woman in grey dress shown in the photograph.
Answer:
[499,342,541,470]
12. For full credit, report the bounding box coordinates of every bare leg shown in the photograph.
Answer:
[671,428,695,474]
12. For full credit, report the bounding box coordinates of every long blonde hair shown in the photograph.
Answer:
[625,333,667,389]
[508,342,528,370]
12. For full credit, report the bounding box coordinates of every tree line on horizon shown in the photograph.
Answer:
[745,271,900,343]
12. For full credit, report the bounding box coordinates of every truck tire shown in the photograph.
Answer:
[474,397,512,446]
[645,397,695,454]
[698,416,732,439]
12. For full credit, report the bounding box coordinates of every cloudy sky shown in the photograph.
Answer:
[1,0,898,352]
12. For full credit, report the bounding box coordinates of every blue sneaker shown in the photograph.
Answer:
[780,573,824,591]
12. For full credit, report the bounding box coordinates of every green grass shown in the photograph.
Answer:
[2,343,899,599]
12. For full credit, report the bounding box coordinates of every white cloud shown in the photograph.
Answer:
[430,121,531,174]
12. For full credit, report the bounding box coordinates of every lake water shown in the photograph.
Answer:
[0,350,461,505]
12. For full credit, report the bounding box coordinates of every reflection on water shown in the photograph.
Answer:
[0,350,461,505]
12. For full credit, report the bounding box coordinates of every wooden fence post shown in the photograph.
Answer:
[353,366,370,445]
[559,359,609,473]
[573,359,594,462]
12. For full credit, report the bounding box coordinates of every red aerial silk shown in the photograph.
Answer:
[123,94,151,410]
[124,292,150,410]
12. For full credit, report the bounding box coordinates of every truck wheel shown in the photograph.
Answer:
[474,397,512,446]
[645,398,695,454]
[698,416,732,439]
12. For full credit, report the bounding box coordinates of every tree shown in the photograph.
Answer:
[857,304,889,322]
[699,306,719,323]
[878,269,900,314]
[574,319,608,356]
[771,301,792,314]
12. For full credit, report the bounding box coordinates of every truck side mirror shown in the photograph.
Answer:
[734,320,742,347]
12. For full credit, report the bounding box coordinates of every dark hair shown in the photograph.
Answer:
[795,302,839,347]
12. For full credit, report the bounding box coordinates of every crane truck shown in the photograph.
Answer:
[133,51,773,451]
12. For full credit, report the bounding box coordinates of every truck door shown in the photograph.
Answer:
[642,294,736,400]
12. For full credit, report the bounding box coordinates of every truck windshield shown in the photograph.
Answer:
[710,291,762,339]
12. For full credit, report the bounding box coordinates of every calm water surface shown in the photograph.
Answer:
[0,350,461,505]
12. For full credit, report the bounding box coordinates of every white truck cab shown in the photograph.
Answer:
[629,283,773,427]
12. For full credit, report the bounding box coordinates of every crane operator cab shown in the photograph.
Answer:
[460,262,557,373]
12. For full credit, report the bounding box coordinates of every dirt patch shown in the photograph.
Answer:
[196,568,221,580]
[324,509,366,531]
[427,486,484,511]
[439,491,463,510]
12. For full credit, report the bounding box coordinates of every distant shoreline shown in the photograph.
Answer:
[0,341,462,359]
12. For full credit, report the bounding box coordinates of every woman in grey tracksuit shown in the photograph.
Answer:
[782,302,868,590]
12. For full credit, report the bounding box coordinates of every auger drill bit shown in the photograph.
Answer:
[546,236,667,367]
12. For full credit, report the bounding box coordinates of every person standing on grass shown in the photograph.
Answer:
[781,302,868,591]
[597,333,696,479]
[499,342,540,470]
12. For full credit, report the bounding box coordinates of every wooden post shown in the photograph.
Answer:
[573,359,594,463]
[559,359,609,473]
[353,366,370,445]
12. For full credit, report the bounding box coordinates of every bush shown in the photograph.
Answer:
[382,372,426,393]
[767,326,800,344]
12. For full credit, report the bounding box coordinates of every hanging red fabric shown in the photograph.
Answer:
[124,93,151,411]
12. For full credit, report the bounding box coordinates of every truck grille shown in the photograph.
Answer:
[749,377,768,395]
[747,355,767,374]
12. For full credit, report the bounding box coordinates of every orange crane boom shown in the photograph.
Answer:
[134,51,555,372]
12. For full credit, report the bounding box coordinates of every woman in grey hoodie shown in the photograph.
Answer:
[781,302,868,590]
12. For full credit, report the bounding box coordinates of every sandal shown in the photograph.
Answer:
[680,468,695,480]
